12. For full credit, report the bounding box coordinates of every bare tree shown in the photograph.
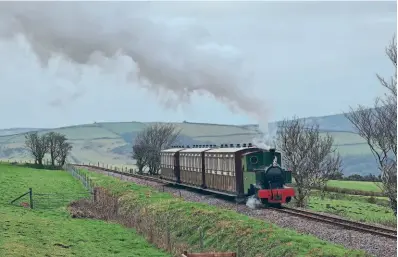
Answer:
[46,132,69,166]
[24,132,49,166]
[132,123,180,175]
[345,35,397,215]
[308,134,342,200]
[55,140,72,166]
[276,117,342,207]
[132,139,149,174]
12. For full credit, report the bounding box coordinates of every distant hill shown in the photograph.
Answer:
[0,113,377,176]
[0,128,46,136]
[268,113,356,133]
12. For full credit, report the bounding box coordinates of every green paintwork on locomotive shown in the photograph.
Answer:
[242,150,291,195]
[284,168,292,184]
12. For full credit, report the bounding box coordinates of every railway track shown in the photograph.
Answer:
[272,206,397,239]
[74,164,397,239]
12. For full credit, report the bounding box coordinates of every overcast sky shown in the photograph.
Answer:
[0,1,396,129]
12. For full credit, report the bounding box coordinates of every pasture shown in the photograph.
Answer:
[0,163,170,257]
[305,194,395,227]
[327,180,382,193]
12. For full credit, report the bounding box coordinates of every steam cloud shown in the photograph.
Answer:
[0,2,268,124]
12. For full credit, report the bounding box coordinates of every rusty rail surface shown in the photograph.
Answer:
[272,207,397,239]
[74,164,397,239]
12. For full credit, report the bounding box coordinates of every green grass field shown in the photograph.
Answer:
[0,163,170,257]
[304,195,395,227]
[327,180,382,193]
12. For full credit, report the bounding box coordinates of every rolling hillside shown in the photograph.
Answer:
[0,113,376,175]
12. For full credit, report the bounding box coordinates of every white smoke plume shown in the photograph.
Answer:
[0,2,268,122]
[246,195,262,209]
[251,121,277,150]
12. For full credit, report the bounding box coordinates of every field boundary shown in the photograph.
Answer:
[9,187,91,210]
[67,165,96,193]
[10,188,33,208]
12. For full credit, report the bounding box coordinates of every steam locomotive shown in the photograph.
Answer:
[159,143,295,207]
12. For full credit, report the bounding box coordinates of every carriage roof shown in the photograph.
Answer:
[180,148,212,153]
[161,148,185,153]
[205,147,260,153]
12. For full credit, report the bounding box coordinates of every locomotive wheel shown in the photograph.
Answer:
[260,198,282,209]
[270,203,282,209]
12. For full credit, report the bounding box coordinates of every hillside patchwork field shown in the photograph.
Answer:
[0,113,377,176]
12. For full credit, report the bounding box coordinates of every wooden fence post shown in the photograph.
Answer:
[29,188,33,209]
[199,227,204,250]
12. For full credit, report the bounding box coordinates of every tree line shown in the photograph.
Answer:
[329,172,382,182]
[24,131,72,168]
[132,35,396,215]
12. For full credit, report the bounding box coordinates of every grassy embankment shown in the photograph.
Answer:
[0,163,171,257]
[76,168,370,257]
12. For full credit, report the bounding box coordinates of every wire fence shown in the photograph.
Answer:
[0,159,141,174]
[5,161,94,210]
[9,188,91,210]
[66,164,95,193]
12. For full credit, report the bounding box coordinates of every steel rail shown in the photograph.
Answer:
[271,207,397,239]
